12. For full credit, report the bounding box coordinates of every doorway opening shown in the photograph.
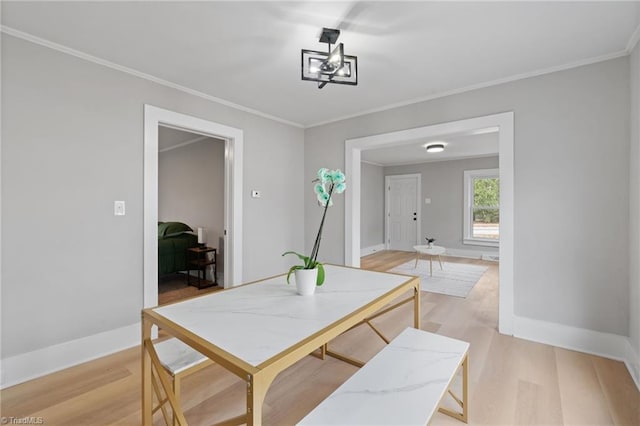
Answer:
[156,127,225,304]
[143,105,243,309]
[346,112,514,335]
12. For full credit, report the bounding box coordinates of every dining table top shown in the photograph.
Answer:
[151,264,414,367]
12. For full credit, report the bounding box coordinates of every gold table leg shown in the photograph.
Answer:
[142,318,153,426]
[247,370,277,426]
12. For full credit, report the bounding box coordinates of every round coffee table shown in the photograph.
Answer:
[413,245,446,276]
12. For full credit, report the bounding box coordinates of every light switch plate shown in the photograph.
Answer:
[425,198,431,204]
[114,201,125,216]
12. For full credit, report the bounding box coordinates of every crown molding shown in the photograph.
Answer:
[1,24,633,131]
[0,25,304,129]
[306,50,629,129]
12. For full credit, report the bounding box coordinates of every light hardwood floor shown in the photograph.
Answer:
[158,274,222,305]
[1,251,638,425]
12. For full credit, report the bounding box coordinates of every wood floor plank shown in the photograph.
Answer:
[592,355,640,425]
[556,348,615,425]
[469,331,521,425]
[0,350,135,416]
[514,379,560,425]
[32,374,141,425]
[512,340,564,425]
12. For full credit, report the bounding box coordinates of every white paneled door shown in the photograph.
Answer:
[386,174,421,251]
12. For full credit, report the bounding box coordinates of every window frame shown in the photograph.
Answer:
[463,168,500,247]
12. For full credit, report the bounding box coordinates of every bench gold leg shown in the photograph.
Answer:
[173,375,181,426]
[438,354,468,423]
[144,340,188,426]
[438,255,443,270]
[151,372,172,426]
[462,354,468,422]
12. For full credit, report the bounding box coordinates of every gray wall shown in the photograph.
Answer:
[305,57,630,336]
[1,35,305,358]
[630,42,640,364]
[159,138,225,250]
[385,156,499,254]
[360,162,385,249]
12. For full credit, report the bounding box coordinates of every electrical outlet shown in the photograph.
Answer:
[114,201,125,216]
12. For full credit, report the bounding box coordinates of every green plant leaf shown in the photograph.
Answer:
[316,262,325,286]
[286,265,304,284]
[282,251,310,264]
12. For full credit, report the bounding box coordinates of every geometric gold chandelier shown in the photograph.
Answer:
[301,28,358,89]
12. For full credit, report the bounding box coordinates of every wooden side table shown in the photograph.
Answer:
[413,245,446,276]
[187,246,218,289]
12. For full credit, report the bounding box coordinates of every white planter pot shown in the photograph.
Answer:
[295,268,318,296]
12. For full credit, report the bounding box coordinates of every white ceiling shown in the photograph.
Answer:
[362,130,498,166]
[2,1,639,127]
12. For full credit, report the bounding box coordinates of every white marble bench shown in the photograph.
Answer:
[155,337,211,376]
[153,338,213,425]
[298,327,469,425]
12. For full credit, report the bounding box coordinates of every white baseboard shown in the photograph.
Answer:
[443,247,498,260]
[481,253,500,261]
[361,244,385,257]
[514,316,640,391]
[358,245,497,260]
[624,339,640,391]
[1,315,637,394]
[0,322,140,389]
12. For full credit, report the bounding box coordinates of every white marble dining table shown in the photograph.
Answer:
[141,264,420,426]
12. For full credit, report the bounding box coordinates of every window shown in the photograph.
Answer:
[463,169,499,246]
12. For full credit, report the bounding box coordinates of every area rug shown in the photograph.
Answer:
[390,260,488,298]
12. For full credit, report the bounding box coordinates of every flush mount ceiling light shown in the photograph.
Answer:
[301,28,358,89]
[425,143,445,153]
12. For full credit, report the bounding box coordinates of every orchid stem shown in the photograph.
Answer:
[309,183,334,266]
